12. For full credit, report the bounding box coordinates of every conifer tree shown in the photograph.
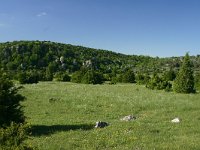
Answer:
[0,72,25,127]
[173,53,195,93]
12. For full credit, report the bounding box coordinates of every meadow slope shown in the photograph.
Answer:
[20,82,200,150]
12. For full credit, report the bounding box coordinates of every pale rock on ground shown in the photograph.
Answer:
[171,117,180,123]
[120,115,136,121]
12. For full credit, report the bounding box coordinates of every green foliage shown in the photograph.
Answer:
[2,40,199,80]
[18,71,39,84]
[54,72,71,82]
[0,122,31,150]
[0,72,25,126]
[122,70,135,83]
[162,69,176,81]
[173,53,195,93]
[110,77,118,84]
[146,74,172,91]
[71,69,86,83]
[71,69,104,84]
[135,73,150,85]
[194,72,200,92]
[45,68,53,81]
[81,70,104,84]
[1,41,200,85]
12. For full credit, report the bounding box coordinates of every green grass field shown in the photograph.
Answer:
[20,82,200,150]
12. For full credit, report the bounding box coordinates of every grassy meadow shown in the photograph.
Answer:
[20,82,200,150]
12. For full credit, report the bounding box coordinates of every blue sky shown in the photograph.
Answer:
[0,0,200,57]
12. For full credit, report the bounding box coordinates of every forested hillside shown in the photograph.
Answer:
[0,40,199,79]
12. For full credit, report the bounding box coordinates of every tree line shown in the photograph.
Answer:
[0,41,199,92]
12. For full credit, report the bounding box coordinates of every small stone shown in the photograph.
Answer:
[171,117,180,123]
[95,121,109,128]
[120,115,136,121]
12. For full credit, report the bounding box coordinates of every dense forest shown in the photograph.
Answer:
[0,41,200,89]
[1,40,199,73]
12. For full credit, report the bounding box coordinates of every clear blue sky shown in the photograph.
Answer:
[0,0,200,57]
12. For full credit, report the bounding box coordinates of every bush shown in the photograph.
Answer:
[135,73,150,85]
[122,70,135,83]
[81,70,104,84]
[146,74,172,91]
[162,69,176,81]
[54,72,71,82]
[18,71,39,84]
[0,123,32,150]
[71,70,86,83]
[71,69,104,84]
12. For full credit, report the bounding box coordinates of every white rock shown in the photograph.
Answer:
[171,117,180,123]
[120,115,136,121]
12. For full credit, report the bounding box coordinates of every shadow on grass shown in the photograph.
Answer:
[30,124,94,136]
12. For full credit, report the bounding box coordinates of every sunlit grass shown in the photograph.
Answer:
[20,82,200,149]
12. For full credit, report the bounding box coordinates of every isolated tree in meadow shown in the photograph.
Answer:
[173,53,195,93]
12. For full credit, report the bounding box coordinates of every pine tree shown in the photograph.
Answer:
[173,53,195,93]
[0,72,25,127]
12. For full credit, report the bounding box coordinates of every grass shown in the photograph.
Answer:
[20,82,200,150]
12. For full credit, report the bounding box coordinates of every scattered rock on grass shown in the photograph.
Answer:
[95,121,109,128]
[120,115,136,121]
[171,117,180,123]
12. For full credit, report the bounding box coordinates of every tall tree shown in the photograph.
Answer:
[173,53,195,93]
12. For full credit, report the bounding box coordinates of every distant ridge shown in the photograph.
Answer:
[0,40,199,74]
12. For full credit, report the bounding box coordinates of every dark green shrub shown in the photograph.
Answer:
[122,70,135,83]
[194,72,200,92]
[162,69,176,81]
[173,53,195,93]
[0,122,32,150]
[45,68,53,81]
[146,74,172,91]
[110,77,117,84]
[54,72,71,82]
[81,70,104,84]
[116,74,123,83]
[62,73,71,82]
[71,70,85,83]
[135,73,150,85]
[18,71,39,84]
[0,72,32,149]
[0,73,25,126]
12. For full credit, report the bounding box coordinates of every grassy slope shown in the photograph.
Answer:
[20,82,200,150]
